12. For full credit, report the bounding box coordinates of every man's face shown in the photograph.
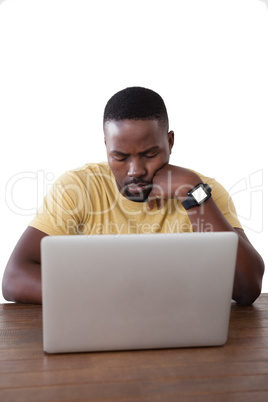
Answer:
[104,119,174,202]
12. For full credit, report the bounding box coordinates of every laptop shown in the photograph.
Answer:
[41,232,238,353]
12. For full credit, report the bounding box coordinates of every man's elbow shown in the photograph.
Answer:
[233,285,262,306]
[2,271,17,302]
[2,263,30,303]
[2,268,23,303]
[233,260,265,306]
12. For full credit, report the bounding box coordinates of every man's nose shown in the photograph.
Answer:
[127,158,146,178]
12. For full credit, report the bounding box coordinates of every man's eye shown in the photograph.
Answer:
[145,153,158,159]
[113,156,127,161]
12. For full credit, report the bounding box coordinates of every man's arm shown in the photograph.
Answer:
[185,196,264,305]
[2,227,47,304]
[148,164,265,305]
[232,227,264,305]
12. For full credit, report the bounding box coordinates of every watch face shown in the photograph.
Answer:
[191,186,208,204]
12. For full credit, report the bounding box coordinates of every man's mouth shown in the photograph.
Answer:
[127,183,150,194]
[121,180,153,201]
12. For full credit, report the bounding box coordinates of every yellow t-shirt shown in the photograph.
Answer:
[28,162,242,235]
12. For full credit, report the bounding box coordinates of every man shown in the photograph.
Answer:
[2,87,264,305]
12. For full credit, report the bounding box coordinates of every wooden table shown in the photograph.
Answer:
[0,295,268,402]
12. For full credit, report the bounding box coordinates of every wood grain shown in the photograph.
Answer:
[0,296,268,401]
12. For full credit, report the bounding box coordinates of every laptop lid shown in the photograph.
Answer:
[41,232,238,353]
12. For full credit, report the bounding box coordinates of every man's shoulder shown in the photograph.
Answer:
[71,161,111,175]
[57,162,112,184]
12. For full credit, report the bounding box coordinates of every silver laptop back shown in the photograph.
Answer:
[41,232,238,353]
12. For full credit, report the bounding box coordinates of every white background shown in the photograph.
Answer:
[0,0,267,303]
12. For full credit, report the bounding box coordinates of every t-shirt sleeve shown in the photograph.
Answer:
[206,177,243,230]
[28,171,89,235]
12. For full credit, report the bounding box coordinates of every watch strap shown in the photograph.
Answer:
[181,195,197,209]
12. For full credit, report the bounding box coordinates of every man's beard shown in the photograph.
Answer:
[120,179,153,202]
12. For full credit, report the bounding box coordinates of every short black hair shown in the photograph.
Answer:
[103,86,169,131]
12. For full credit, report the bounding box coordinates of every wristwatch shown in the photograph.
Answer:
[181,183,212,210]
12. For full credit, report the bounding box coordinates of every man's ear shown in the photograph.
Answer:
[168,131,174,154]
[104,136,106,146]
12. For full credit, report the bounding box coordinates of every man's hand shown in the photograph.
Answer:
[147,164,202,210]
